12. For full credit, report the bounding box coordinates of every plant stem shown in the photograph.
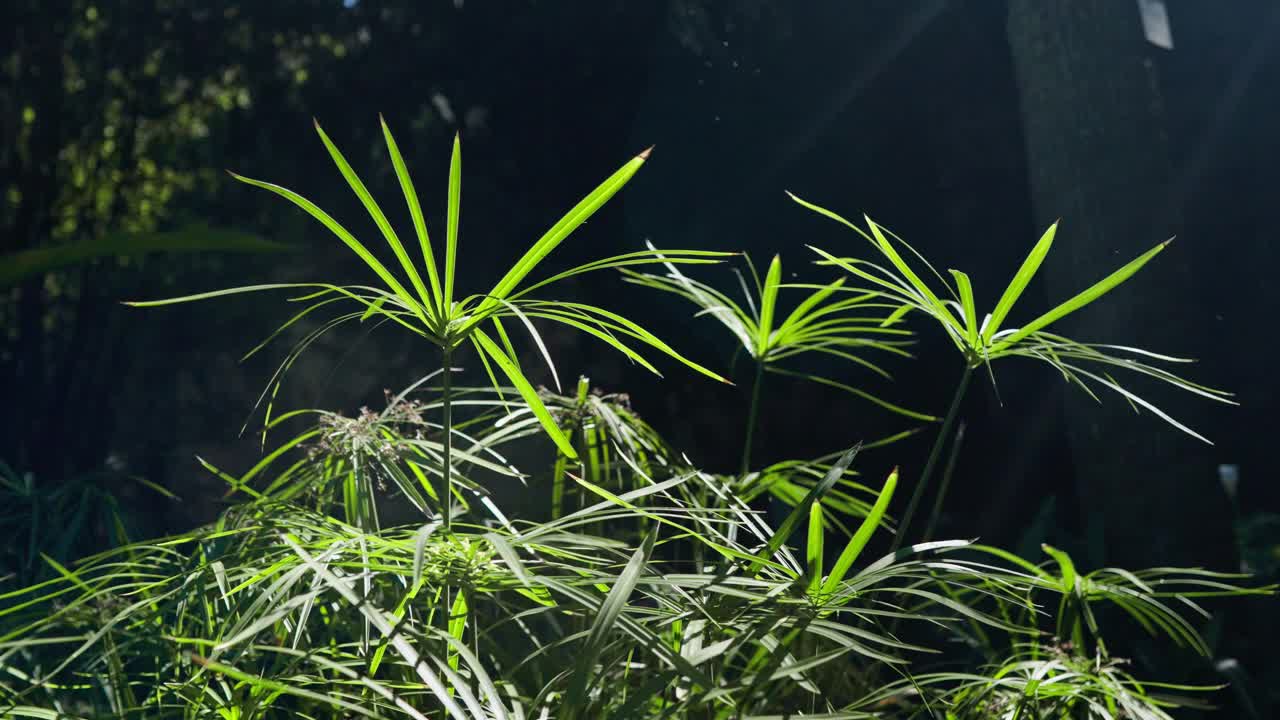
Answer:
[893,363,973,551]
[922,422,966,543]
[739,360,765,476]
[441,346,453,532]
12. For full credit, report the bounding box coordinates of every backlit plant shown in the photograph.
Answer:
[0,126,1270,720]
[624,248,936,476]
[128,118,729,531]
[788,192,1235,546]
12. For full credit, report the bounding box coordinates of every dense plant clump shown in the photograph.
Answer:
[0,123,1271,719]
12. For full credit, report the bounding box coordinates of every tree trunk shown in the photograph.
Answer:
[1005,0,1233,568]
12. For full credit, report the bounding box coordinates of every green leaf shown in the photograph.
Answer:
[314,119,435,325]
[949,269,978,349]
[493,301,561,391]
[766,367,939,422]
[445,133,462,313]
[189,655,387,720]
[39,553,93,594]
[880,303,914,328]
[787,191,872,238]
[412,521,441,586]
[864,218,963,334]
[562,528,656,720]
[776,277,846,342]
[991,240,1170,354]
[480,148,650,313]
[447,589,468,672]
[483,532,532,587]
[806,500,825,594]
[0,708,90,720]
[1042,543,1078,592]
[983,221,1057,344]
[756,254,782,352]
[471,329,577,458]
[568,474,778,569]
[227,171,428,325]
[359,295,389,322]
[381,114,445,315]
[525,300,730,384]
[821,467,897,594]
[283,536,470,718]
[749,445,861,574]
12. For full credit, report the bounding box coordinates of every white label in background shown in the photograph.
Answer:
[1218,463,1240,500]
[1138,0,1174,50]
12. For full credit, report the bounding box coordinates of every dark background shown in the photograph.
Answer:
[3,0,1277,714]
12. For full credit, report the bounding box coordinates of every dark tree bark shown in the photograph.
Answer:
[1005,0,1233,568]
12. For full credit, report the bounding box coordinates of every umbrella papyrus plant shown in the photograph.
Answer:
[624,246,935,475]
[128,118,731,529]
[787,192,1235,547]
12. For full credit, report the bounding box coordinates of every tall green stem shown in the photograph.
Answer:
[739,360,765,476]
[922,422,966,543]
[893,363,973,551]
[441,346,454,531]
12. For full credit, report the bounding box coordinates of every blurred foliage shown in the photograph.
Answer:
[0,0,669,488]
[0,459,174,587]
[0,0,381,485]
[0,225,291,287]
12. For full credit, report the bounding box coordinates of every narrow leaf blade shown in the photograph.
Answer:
[757,255,782,352]
[381,114,445,314]
[983,221,1057,343]
[992,239,1170,353]
[445,133,462,311]
[482,148,650,310]
[822,467,897,594]
[472,330,577,458]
